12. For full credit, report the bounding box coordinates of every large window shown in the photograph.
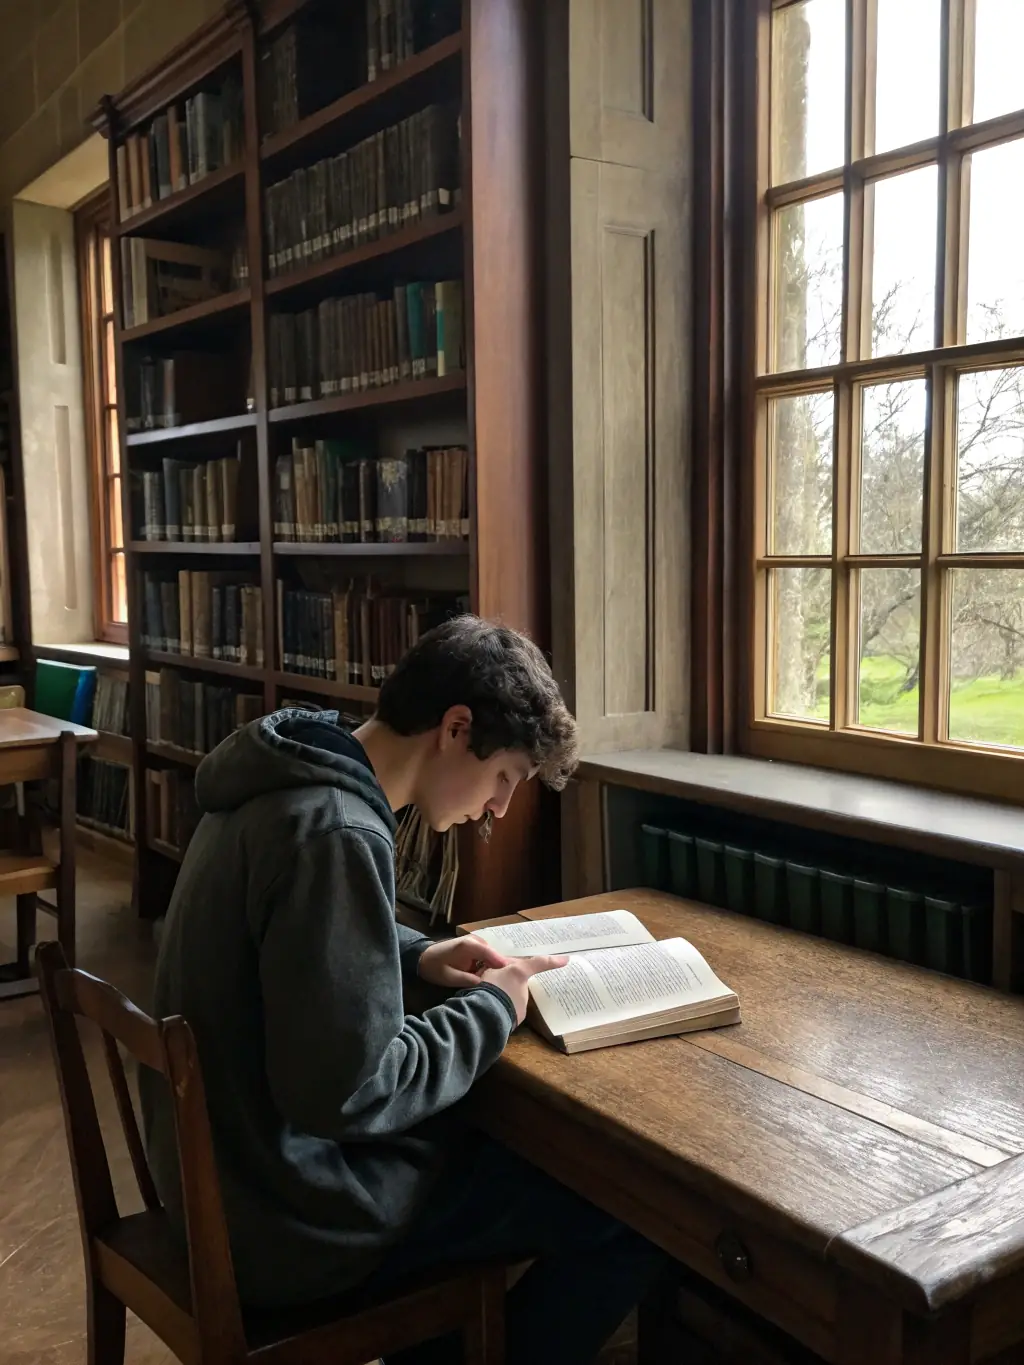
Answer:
[751,0,1024,797]
[77,191,127,645]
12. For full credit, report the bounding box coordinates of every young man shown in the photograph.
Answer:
[141,615,666,1365]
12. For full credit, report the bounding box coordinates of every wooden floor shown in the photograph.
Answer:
[0,848,174,1365]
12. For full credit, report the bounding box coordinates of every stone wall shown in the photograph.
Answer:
[0,0,224,203]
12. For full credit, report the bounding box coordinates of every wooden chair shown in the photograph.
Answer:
[36,941,506,1365]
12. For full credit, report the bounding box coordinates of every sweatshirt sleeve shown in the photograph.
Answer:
[254,823,515,1141]
[395,921,433,983]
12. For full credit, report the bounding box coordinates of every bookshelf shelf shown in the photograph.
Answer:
[115,161,246,239]
[120,287,251,344]
[265,210,463,300]
[273,671,379,704]
[149,837,183,863]
[90,732,134,764]
[127,413,257,445]
[78,815,133,845]
[131,541,262,555]
[273,540,468,557]
[146,650,266,682]
[147,741,204,769]
[268,373,466,424]
[260,32,462,168]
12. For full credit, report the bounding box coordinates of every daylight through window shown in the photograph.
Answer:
[77,195,127,643]
[753,0,1024,789]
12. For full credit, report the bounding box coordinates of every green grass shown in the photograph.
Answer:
[821,655,1024,748]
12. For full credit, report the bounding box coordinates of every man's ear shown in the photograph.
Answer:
[438,704,473,749]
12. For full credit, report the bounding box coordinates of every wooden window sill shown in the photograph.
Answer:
[34,642,130,667]
[578,749,1024,869]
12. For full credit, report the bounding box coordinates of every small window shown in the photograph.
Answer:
[76,191,127,644]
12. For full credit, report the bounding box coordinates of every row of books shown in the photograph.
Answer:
[89,671,130,736]
[146,668,263,756]
[124,352,244,431]
[120,238,247,330]
[273,442,469,542]
[146,768,200,853]
[141,571,264,665]
[268,279,463,406]
[135,452,244,543]
[78,758,133,841]
[116,70,244,220]
[265,103,459,277]
[277,581,465,685]
[257,1,459,138]
[367,0,461,81]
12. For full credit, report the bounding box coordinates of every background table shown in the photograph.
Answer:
[0,708,97,1000]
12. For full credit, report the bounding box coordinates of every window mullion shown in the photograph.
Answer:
[832,382,855,731]
[949,0,975,132]
[833,0,871,732]
[921,363,954,743]
[844,0,870,367]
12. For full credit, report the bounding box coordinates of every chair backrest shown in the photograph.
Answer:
[36,941,248,1362]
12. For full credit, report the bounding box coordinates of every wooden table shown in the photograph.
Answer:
[0,708,97,1000]
[464,889,1024,1364]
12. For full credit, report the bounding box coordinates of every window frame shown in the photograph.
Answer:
[76,189,127,646]
[743,0,1024,804]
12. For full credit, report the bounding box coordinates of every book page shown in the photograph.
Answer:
[473,909,654,958]
[528,937,732,1037]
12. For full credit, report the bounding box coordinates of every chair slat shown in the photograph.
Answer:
[102,1029,162,1211]
[36,942,119,1238]
[162,1017,249,1362]
[57,967,166,1073]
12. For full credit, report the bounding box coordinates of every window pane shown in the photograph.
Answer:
[771,0,845,185]
[869,165,937,357]
[856,568,921,735]
[769,391,834,554]
[966,138,1024,344]
[971,0,1024,125]
[956,367,1024,552]
[874,0,940,153]
[106,406,121,476]
[101,234,113,315]
[112,551,127,625]
[859,379,925,553]
[773,193,844,372]
[109,476,124,551]
[103,320,117,403]
[769,567,831,722]
[949,569,1024,749]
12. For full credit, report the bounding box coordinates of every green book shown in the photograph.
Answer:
[35,659,97,724]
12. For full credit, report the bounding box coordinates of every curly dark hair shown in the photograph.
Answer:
[375,615,578,790]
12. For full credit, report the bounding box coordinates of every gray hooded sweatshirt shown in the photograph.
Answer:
[139,709,517,1307]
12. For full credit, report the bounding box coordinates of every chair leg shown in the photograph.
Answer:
[87,1281,126,1365]
[15,894,36,977]
[463,1269,505,1365]
[57,731,77,968]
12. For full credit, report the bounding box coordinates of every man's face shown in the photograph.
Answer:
[416,707,533,833]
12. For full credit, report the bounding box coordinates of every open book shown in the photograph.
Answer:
[473,910,740,1054]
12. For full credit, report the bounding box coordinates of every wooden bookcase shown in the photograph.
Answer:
[94,0,549,922]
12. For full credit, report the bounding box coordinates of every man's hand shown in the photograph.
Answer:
[417,934,511,990]
[480,955,569,1025]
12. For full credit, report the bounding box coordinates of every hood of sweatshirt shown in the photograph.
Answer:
[194,708,395,834]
